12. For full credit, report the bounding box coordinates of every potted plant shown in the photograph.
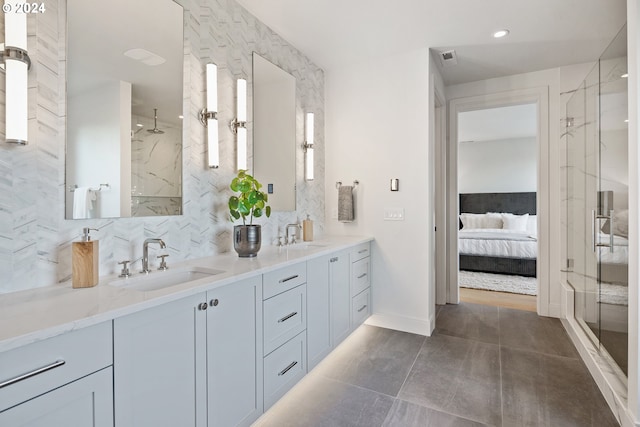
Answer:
[228,170,271,257]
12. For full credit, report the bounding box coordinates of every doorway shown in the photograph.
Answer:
[444,88,551,315]
[456,104,538,310]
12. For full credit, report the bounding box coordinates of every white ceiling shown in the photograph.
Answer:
[234,0,626,85]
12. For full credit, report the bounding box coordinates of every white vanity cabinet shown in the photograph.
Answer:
[113,293,208,427]
[0,322,113,427]
[262,263,307,410]
[350,243,371,329]
[330,250,351,345]
[206,276,263,427]
[306,254,332,369]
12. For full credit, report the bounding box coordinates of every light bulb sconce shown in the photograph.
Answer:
[199,63,219,168]
[2,2,31,145]
[303,112,314,181]
[232,78,247,171]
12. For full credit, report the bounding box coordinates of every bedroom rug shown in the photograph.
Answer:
[458,270,537,296]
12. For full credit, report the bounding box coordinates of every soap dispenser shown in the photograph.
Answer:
[72,227,99,288]
[303,214,314,242]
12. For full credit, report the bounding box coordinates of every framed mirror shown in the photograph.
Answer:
[65,0,184,219]
[252,53,296,212]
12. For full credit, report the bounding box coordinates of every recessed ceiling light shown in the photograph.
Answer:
[136,123,144,127]
[178,115,184,119]
[621,73,629,78]
[625,119,629,123]
[493,29,510,38]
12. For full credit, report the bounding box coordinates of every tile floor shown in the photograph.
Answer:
[253,302,619,427]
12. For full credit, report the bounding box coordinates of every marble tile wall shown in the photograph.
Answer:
[0,0,325,293]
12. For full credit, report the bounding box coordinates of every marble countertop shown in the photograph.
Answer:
[0,235,373,353]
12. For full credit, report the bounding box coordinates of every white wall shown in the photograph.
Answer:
[325,47,442,335]
[67,81,131,218]
[458,137,537,193]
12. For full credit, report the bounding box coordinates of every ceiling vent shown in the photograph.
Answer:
[440,49,458,67]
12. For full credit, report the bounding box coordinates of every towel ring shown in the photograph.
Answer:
[336,180,359,190]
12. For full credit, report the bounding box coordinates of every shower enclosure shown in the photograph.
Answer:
[565,25,628,375]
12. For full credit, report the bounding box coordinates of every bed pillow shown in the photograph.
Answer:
[527,215,537,235]
[502,213,529,231]
[460,213,503,229]
[601,209,628,238]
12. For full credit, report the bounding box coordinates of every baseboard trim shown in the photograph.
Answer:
[365,313,433,337]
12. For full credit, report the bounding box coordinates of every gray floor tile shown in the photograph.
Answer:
[313,325,425,397]
[499,307,579,358]
[398,334,501,426]
[254,375,394,427]
[382,399,488,427]
[435,303,500,344]
[501,346,619,427]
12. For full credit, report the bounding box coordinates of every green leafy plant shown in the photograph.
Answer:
[228,170,271,225]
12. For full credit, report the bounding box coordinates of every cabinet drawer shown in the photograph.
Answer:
[0,322,113,412]
[263,331,306,409]
[351,288,371,328]
[263,263,307,299]
[264,285,307,355]
[350,242,371,262]
[350,257,371,296]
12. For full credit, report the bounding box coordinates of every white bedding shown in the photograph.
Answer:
[598,233,628,265]
[459,228,537,259]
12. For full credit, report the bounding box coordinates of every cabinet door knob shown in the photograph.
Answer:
[210,299,219,307]
[198,302,208,311]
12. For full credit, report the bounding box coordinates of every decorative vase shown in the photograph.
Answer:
[234,224,262,257]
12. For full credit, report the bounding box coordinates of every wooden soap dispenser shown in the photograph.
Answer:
[72,227,99,289]
[303,214,314,242]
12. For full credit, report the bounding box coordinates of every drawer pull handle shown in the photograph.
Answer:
[330,257,338,263]
[278,311,298,323]
[357,273,367,279]
[279,274,299,283]
[357,304,368,313]
[278,361,298,376]
[358,249,368,254]
[0,360,66,389]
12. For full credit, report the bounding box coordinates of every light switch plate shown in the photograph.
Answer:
[384,207,404,221]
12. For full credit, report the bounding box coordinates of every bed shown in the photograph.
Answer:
[459,192,537,277]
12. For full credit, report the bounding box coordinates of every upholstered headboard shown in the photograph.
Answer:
[459,192,537,215]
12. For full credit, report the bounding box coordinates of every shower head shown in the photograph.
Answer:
[147,108,165,134]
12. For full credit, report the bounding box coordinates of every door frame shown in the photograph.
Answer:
[446,87,550,315]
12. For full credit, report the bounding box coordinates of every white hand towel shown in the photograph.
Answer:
[338,185,354,222]
[73,187,95,219]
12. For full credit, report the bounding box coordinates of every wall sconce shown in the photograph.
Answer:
[199,63,219,168]
[230,78,247,171]
[303,112,314,181]
[1,3,31,145]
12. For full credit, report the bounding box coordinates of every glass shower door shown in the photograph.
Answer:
[566,25,628,375]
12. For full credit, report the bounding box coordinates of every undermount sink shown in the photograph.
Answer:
[109,267,224,292]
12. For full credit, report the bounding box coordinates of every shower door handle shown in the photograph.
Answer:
[592,209,614,253]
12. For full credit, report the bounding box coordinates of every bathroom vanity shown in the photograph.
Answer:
[0,236,372,427]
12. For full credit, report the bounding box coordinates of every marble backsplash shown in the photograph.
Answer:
[0,0,325,293]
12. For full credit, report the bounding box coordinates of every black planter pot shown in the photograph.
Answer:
[234,224,262,257]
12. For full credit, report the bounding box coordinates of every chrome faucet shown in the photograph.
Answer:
[142,238,166,273]
[285,224,302,245]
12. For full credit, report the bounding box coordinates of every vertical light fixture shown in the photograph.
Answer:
[2,1,31,145]
[231,78,247,171]
[199,63,219,168]
[303,112,314,181]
